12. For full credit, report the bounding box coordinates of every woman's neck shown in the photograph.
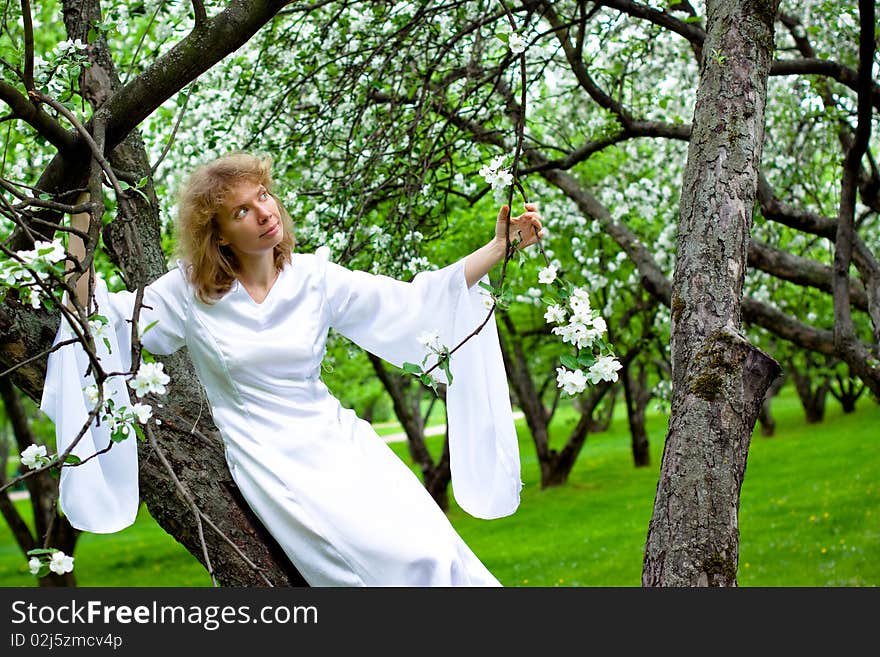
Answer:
[235,252,278,290]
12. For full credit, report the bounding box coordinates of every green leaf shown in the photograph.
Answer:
[496,32,510,44]
[26,548,56,556]
[128,187,150,202]
[402,361,422,374]
[577,352,596,368]
[477,281,495,293]
[39,193,51,201]
[560,354,579,370]
[141,319,159,335]
[64,454,82,465]
[102,337,112,353]
[110,428,130,443]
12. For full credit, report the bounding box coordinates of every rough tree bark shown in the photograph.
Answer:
[1,1,307,586]
[642,0,782,587]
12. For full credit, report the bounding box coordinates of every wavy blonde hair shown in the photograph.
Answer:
[175,153,295,303]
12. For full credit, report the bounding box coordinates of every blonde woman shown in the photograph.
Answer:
[44,152,543,586]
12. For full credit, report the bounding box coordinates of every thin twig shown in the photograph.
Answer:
[151,83,193,175]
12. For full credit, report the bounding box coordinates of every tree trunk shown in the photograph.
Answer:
[757,372,785,436]
[829,372,865,414]
[368,354,451,511]
[0,0,307,586]
[622,361,651,467]
[642,0,782,587]
[791,366,830,423]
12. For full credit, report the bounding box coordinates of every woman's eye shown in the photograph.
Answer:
[235,208,248,219]
[259,192,268,201]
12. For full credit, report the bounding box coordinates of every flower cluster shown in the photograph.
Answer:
[538,266,622,397]
[479,155,514,192]
[129,362,171,396]
[77,361,170,445]
[405,328,453,392]
[27,549,74,577]
[0,239,67,309]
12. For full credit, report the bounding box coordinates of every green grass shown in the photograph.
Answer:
[1,386,877,587]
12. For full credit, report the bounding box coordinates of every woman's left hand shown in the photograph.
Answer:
[494,203,544,250]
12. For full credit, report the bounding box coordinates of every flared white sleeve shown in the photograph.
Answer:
[323,256,522,519]
[39,268,189,533]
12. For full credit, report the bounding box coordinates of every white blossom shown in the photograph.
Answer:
[508,33,527,54]
[129,362,171,396]
[588,356,622,384]
[417,329,442,351]
[556,367,587,396]
[544,304,567,324]
[49,551,74,575]
[132,403,153,424]
[20,444,47,469]
[28,557,41,575]
[478,158,514,191]
[538,265,558,285]
[88,318,109,341]
[32,240,66,264]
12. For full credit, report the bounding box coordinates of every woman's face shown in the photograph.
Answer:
[215,179,284,259]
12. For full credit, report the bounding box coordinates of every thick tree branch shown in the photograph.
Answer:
[0,82,75,151]
[594,0,706,58]
[748,238,869,311]
[95,0,289,153]
[831,0,879,390]
[770,58,880,112]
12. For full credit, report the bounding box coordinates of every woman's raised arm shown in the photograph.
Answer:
[66,191,92,309]
[463,203,543,288]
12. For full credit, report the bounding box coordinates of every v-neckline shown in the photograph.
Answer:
[237,264,285,307]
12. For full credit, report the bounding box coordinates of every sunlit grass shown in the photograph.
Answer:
[1,386,876,587]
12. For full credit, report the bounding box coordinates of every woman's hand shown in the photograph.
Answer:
[494,203,544,250]
[464,202,546,288]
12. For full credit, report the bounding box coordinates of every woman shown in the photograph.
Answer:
[43,152,543,586]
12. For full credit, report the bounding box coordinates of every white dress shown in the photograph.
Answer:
[41,251,522,586]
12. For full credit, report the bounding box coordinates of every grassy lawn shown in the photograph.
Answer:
[1,386,877,587]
